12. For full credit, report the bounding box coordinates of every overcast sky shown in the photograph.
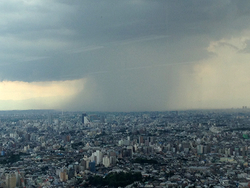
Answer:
[1,0,250,111]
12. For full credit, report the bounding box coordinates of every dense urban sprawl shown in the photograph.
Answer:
[0,109,250,187]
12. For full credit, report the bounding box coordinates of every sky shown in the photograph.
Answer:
[1,0,250,111]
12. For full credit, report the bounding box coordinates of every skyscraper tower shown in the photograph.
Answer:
[82,113,87,124]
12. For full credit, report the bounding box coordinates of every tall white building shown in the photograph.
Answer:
[6,172,16,188]
[103,155,110,167]
[90,153,97,163]
[96,150,103,165]
[90,150,103,165]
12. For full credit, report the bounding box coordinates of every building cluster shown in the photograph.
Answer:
[0,110,249,187]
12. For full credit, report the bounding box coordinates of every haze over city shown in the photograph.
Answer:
[1,0,250,111]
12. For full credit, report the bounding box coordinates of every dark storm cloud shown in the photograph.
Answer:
[2,0,250,111]
[1,0,250,82]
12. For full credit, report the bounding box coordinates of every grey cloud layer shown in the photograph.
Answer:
[1,0,250,111]
[2,0,250,81]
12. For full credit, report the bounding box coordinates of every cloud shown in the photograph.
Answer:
[1,1,250,111]
[0,78,85,110]
[1,0,249,82]
[178,33,250,109]
[68,46,104,54]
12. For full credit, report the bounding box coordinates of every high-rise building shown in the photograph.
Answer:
[139,136,144,144]
[89,161,96,173]
[6,172,16,188]
[59,168,68,182]
[96,150,103,165]
[81,156,90,170]
[91,150,103,165]
[82,113,90,124]
[197,145,203,154]
[90,153,97,163]
[82,113,86,124]
[103,155,110,167]
[127,146,133,157]
[110,156,116,166]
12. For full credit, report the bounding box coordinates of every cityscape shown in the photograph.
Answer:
[0,109,249,187]
[2,0,250,187]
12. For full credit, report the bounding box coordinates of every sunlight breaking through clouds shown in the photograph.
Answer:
[0,78,86,110]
